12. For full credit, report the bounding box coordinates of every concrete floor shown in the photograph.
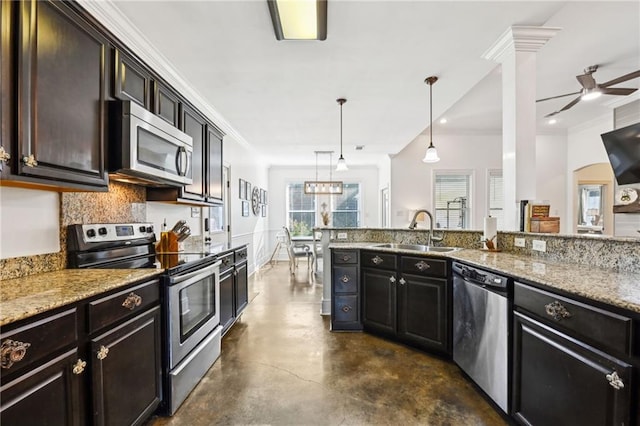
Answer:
[147,262,507,425]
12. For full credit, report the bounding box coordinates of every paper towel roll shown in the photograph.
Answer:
[483,216,497,250]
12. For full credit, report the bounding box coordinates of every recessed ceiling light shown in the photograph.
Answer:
[439,118,447,124]
[548,119,557,125]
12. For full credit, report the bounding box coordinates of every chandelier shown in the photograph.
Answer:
[304,151,343,194]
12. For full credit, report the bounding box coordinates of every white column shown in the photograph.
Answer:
[483,26,561,230]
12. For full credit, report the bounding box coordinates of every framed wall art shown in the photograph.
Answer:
[241,201,249,217]
[239,179,246,199]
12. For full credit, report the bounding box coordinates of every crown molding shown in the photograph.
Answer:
[77,0,252,150]
[482,26,562,63]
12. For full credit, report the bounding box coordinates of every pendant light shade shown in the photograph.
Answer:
[336,98,348,171]
[422,76,441,163]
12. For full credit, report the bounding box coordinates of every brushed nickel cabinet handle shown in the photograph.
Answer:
[545,301,571,321]
[399,278,406,285]
[341,305,352,313]
[72,359,86,375]
[415,260,430,271]
[1,339,32,369]
[389,276,396,284]
[340,275,350,283]
[372,255,383,265]
[341,255,351,262]
[122,292,143,310]
[22,154,37,167]
[96,345,109,360]
[0,146,10,164]
[606,371,624,390]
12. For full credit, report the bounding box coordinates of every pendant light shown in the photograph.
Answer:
[422,76,440,163]
[336,98,348,171]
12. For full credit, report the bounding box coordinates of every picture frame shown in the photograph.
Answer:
[261,204,267,217]
[264,190,268,205]
[245,182,251,200]
[260,189,266,204]
[241,201,249,217]
[239,179,245,199]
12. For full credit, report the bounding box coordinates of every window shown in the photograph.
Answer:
[331,183,360,227]
[286,183,315,236]
[433,172,471,229]
[488,169,503,229]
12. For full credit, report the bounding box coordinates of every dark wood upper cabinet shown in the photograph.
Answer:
[0,0,12,177]
[206,124,224,203]
[181,105,207,200]
[153,80,181,128]
[12,0,109,189]
[113,48,152,109]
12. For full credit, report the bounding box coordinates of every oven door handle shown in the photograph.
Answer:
[171,260,221,285]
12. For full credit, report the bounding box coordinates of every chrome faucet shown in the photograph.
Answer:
[408,209,443,245]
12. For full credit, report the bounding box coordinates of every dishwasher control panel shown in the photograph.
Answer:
[452,262,509,289]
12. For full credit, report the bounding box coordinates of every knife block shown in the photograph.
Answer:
[157,231,179,253]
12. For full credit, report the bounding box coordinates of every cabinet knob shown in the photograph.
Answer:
[415,260,430,271]
[371,255,383,265]
[341,255,351,262]
[0,146,10,164]
[544,301,571,321]
[341,305,352,313]
[1,339,32,369]
[606,371,624,390]
[22,154,38,167]
[399,278,406,286]
[340,275,350,283]
[96,345,109,360]
[72,359,86,375]
[122,292,143,310]
[389,276,396,284]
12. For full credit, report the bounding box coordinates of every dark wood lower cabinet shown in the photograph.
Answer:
[512,311,633,426]
[219,248,249,336]
[362,267,396,335]
[220,269,235,334]
[91,305,162,426]
[0,348,84,426]
[235,262,249,316]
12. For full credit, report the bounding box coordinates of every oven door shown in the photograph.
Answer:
[167,260,221,369]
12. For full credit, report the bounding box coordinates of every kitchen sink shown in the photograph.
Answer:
[373,243,460,253]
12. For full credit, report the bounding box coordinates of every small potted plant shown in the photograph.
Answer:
[320,202,330,226]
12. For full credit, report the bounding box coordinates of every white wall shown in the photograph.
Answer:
[536,133,568,232]
[390,132,503,229]
[0,187,60,259]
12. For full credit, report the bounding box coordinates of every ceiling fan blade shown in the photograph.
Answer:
[601,70,640,87]
[576,73,597,89]
[536,91,581,102]
[544,111,560,118]
[601,87,637,96]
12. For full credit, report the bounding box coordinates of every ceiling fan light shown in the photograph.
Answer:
[581,87,602,101]
[336,156,348,171]
[422,144,440,163]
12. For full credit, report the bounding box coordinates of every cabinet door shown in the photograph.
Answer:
[113,49,151,109]
[235,262,249,316]
[513,312,632,426]
[0,0,12,177]
[397,274,449,353]
[181,104,207,201]
[152,81,181,127]
[16,0,108,188]
[206,124,224,202]
[0,348,85,426]
[220,271,235,335]
[91,306,161,426]
[362,268,396,335]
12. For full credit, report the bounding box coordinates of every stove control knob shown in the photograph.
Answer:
[98,227,108,236]
[86,229,96,238]
[146,226,153,233]
[139,226,146,232]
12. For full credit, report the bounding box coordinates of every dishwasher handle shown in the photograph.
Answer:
[452,262,509,290]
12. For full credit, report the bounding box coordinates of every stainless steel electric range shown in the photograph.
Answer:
[67,223,222,416]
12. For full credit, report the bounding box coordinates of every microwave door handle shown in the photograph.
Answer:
[176,146,187,176]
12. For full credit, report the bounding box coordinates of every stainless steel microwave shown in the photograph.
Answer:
[109,100,193,187]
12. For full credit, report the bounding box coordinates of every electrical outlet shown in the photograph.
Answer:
[514,237,526,247]
[532,240,546,252]
[191,207,200,218]
[337,232,348,240]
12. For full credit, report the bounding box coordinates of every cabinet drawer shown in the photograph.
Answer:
[514,282,632,355]
[333,295,359,323]
[88,279,160,333]
[401,256,447,277]
[361,251,397,270]
[235,247,248,264]
[1,308,78,377]
[333,250,358,265]
[219,252,234,274]
[333,266,358,293]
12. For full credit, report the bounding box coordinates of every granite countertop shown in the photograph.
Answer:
[330,242,640,315]
[0,269,162,327]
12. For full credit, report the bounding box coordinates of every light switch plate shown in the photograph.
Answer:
[514,237,526,247]
[532,240,546,252]
[337,232,348,240]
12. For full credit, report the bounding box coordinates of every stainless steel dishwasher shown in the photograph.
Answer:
[452,262,510,413]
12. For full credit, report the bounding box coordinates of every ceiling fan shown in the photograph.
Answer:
[537,65,640,117]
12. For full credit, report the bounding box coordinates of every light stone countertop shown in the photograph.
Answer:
[330,243,640,315]
[0,269,162,326]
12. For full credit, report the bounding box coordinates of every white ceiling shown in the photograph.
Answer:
[107,1,640,166]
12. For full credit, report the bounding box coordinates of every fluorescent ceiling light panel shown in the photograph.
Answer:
[268,0,327,40]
